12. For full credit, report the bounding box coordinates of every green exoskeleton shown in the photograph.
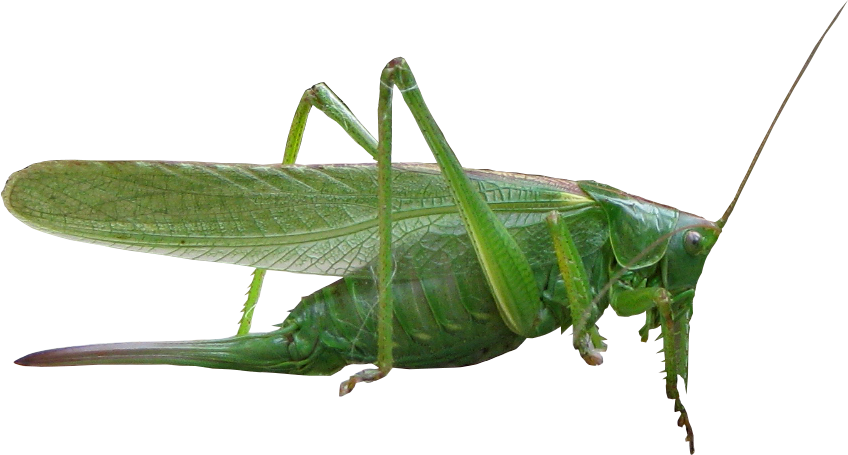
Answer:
[5,101,716,450]
[2,4,844,455]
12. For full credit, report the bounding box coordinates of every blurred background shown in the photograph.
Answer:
[0,0,848,454]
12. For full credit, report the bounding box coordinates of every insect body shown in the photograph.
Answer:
[2,60,719,455]
[5,155,717,451]
[2,5,844,454]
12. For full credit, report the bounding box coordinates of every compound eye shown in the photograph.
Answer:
[683,230,703,255]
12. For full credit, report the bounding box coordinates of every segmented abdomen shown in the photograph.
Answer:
[280,268,529,375]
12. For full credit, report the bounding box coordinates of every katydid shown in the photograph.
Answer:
[3,60,719,448]
[2,5,845,455]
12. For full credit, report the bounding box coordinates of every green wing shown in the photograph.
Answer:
[4,161,593,278]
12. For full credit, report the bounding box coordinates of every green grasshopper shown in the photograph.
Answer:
[2,4,845,455]
[3,56,720,448]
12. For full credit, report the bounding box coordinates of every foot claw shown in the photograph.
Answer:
[338,368,388,397]
[674,398,695,454]
[339,375,366,397]
[581,351,604,366]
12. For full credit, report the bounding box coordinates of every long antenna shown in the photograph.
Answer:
[717,3,845,229]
